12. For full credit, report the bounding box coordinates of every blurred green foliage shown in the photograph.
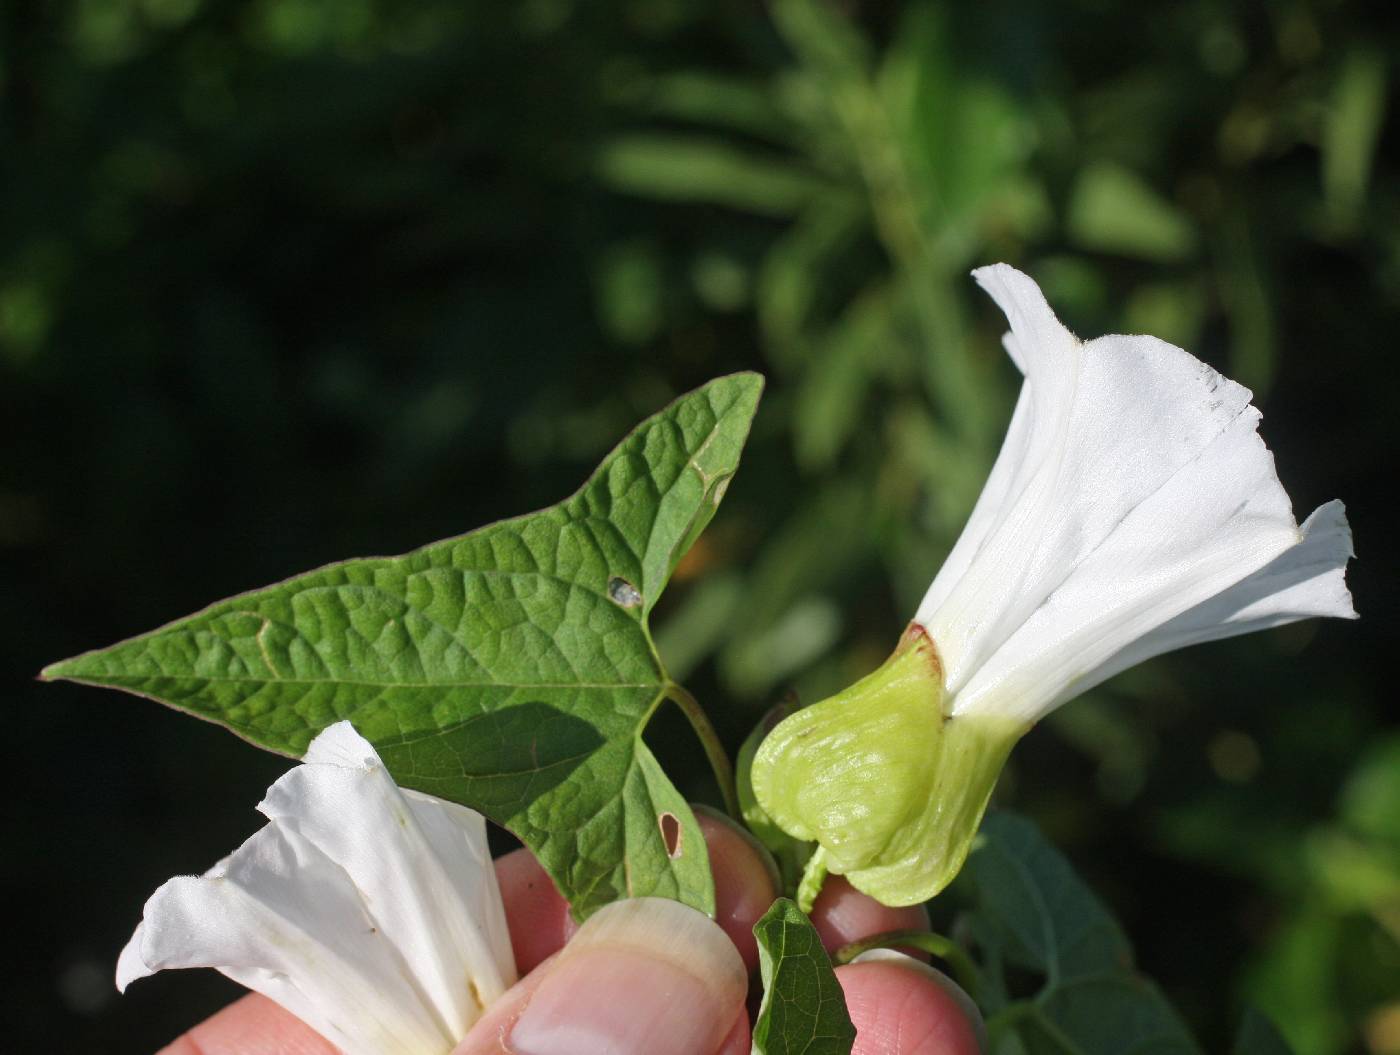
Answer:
[1,1,1395,1052]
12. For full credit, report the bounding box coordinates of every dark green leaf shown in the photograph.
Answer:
[962,813,1202,1055]
[1232,1010,1296,1055]
[44,374,764,921]
[752,897,857,1055]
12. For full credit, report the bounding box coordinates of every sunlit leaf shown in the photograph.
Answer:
[1067,162,1197,262]
[45,375,765,921]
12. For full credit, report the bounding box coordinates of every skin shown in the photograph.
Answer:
[155,813,982,1055]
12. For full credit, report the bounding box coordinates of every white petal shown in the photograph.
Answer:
[918,267,1079,629]
[402,789,516,1005]
[917,382,1036,621]
[115,922,152,992]
[952,405,1302,721]
[917,267,1070,626]
[920,270,1259,699]
[117,824,453,1055]
[259,724,516,1038]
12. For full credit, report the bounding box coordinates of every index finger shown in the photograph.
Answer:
[809,874,932,957]
[158,994,337,1055]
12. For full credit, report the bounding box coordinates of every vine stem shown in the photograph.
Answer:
[833,928,983,1003]
[665,681,739,818]
[985,1001,1085,1054]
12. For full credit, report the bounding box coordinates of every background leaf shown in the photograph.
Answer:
[752,897,857,1055]
[958,813,1202,1055]
[1067,163,1198,263]
[1232,1010,1296,1055]
[43,374,764,920]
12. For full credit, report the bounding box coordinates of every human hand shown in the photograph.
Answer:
[158,810,983,1055]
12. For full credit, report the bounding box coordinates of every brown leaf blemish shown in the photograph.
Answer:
[897,621,943,679]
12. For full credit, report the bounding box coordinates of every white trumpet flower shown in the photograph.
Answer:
[753,263,1357,907]
[117,721,517,1055]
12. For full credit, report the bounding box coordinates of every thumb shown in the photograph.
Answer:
[454,897,749,1055]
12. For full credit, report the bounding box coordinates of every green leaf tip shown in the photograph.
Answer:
[44,373,766,922]
[752,898,856,1055]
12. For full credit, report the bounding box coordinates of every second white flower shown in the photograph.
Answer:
[117,721,517,1055]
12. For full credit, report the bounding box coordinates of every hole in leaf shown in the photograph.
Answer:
[608,576,642,608]
[659,812,682,858]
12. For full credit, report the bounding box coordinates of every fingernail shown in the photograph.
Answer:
[852,949,989,1053]
[509,897,746,1055]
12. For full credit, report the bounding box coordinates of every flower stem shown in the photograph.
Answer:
[797,845,829,913]
[665,681,739,817]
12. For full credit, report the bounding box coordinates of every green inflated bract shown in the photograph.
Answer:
[750,627,1023,907]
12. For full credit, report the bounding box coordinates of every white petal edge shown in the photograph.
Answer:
[1073,499,1356,702]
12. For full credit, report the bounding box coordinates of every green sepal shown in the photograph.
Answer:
[751,625,1023,906]
[737,699,815,892]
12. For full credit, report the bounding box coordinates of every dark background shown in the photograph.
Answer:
[2,1,1397,1052]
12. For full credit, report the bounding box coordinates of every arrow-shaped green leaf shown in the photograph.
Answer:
[44,373,764,921]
